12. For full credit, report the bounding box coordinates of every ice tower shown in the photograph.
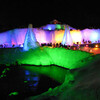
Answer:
[62,25,73,46]
[23,24,39,51]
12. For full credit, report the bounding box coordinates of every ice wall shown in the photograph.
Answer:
[70,30,82,44]
[0,28,27,47]
[33,29,64,44]
[0,30,12,46]
[81,29,100,42]
[70,29,100,44]
[55,30,64,43]
[12,29,27,45]
[0,26,100,47]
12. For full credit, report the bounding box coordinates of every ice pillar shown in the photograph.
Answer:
[62,25,73,45]
[23,24,39,51]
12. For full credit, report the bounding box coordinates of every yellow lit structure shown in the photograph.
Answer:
[70,30,82,44]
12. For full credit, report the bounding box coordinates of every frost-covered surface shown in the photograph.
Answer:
[0,47,92,69]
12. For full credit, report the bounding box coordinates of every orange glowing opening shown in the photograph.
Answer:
[73,47,76,50]
[95,44,99,48]
[86,45,88,47]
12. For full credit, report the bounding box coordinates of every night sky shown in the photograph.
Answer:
[0,0,100,32]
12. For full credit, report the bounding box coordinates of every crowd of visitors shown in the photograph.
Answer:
[0,41,100,50]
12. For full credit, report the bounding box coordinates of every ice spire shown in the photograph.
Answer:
[62,25,73,46]
[23,24,39,51]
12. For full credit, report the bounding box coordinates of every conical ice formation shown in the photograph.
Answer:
[23,24,39,51]
[62,25,73,46]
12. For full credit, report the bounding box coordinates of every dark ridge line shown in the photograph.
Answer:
[0,64,69,70]
[21,64,69,70]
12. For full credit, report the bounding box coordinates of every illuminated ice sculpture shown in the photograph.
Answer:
[23,24,39,51]
[0,20,100,47]
[62,25,73,45]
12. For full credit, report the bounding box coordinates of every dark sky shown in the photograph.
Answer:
[0,0,100,32]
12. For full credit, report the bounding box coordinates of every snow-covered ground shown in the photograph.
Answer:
[0,47,100,100]
[0,47,92,69]
[25,55,100,100]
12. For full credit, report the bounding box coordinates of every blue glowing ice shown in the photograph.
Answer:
[23,24,39,51]
[33,77,38,81]
[25,70,30,75]
[33,82,38,86]
[90,31,98,41]
[43,24,56,30]
[62,25,73,46]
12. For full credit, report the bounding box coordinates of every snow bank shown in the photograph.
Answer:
[0,47,92,69]
[25,55,100,100]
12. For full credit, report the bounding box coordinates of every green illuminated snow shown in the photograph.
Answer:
[0,47,93,69]
[0,47,100,100]
[25,54,100,100]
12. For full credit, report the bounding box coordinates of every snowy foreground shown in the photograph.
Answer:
[0,47,100,100]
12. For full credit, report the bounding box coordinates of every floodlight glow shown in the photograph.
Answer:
[95,44,99,48]
[43,24,55,30]
[48,27,52,30]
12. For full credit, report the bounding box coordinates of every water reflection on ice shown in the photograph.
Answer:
[24,70,39,91]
